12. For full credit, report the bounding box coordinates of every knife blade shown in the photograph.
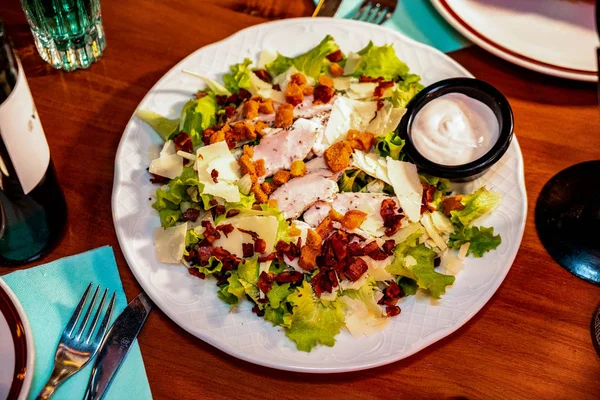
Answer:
[312,0,344,17]
[83,292,153,400]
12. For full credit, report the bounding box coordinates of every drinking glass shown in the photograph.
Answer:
[19,0,106,71]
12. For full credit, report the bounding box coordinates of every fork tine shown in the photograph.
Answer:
[365,3,381,23]
[74,285,99,340]
[352,0,371,21]
[93,292,116,346]
[373,6,388,24]
[380,8,394,25]
[84,288,108,344]
[64,283,92,337]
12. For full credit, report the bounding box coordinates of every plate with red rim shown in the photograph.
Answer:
[0,278,34,399]
[431,0,599,82]
[112,17,527,372]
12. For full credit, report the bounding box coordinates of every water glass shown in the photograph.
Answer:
[19,0,106,71]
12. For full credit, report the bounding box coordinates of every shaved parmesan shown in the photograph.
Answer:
[196,141,241,203]
[404,255,417,267]
[420,212,447,251]
[386,159,422,222]
[320,287,339,301]
[458,243,470,260]
[344,297,389,338]
[366,102,406,136]
[363,256,394,281]
[155,222,187,264]
[324,97,377,145]
[441,249,464,275]
[332,77,356,91]
[149,140,184,179]
[351,150,390,184]
[346,82,378,99]
[258,49,277,69]
[343,52,362,75]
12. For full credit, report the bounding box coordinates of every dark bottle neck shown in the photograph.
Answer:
[0,19,18,103]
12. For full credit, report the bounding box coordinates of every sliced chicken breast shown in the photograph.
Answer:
[252,118,324,177]
[294,96,335,119]
[269,172,339,219]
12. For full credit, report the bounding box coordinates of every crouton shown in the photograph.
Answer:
[267,199,278,209]
[274,103,294,128]
[298,246,318,270]
[329,63,344,77]
[328,208,344,222]
[243,145,254,158]
[306,229,322,249]
[290,159,306,178]
[323,141,353,172]
[273,170,291,186]
[258,98,274,114]
[254,121,268,137]
[289,223,302,237]
[261,181,277,195]
[238,154,256,178]
[302,86,314,96]
[313,85,335,104]
[209,128,226,144]
[341,210,368,230]
[315,216,333,239]
[243,99,259,119]
[290,72,307,86]
[347,130,376,152]
[285,82,304,106]
[254,159,266,177]
[233,120,256,141]
[318,75,334,88]
[251,182,269,203]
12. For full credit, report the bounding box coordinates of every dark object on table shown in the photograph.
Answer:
[593,305,600,356]
[535,161,600,285]
[397,77,514,182]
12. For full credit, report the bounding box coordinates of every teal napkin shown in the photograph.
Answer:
[319,0,469,53]
[1,246,152,400]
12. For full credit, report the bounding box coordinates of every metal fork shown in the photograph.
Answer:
[352,0,398,25]
[36,283,116,400]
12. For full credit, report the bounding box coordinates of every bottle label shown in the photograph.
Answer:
[0,61,50,194]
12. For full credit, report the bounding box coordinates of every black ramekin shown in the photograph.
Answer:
[397,77,514,182]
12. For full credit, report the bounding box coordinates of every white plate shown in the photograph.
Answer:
[0,279,35,399]
[112,17,527,373]
[431,0,599,82]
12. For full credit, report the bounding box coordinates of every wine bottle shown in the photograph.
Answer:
[0,20,67,265]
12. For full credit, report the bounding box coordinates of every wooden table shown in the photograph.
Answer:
[1,0,599,398]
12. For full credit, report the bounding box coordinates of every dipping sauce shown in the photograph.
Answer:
[411,93,499,166]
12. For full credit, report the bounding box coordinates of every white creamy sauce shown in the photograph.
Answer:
[411,93,499,166]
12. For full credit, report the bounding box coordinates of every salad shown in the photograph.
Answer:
[137,36,502,352]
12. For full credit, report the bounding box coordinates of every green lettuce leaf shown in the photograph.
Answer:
[338,169,393,195]
[285,282,345,352]
[135,110,179,141]
[194,256,223,277]
[223,58,253,93]
[266,35,339,80]
[179,94,217,145]
[397,277,418,296]
[158,209,182,228]
[238,258,260,284]
[449,226,502,258]
[450,187,502,227]
[213,192,257,224]
[267,283,293,309]
[388,80,423,108]
[376,131,405,160]
[185,229,203,246]
[352,42,409,81]
[386,231,455,299]
[218,272,245,305]
[343,278,383,316]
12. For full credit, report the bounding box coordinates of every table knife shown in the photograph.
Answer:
[313,0,344,17]
[82,292,153,400]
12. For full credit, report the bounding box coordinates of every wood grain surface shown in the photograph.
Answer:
[1,0,599,399]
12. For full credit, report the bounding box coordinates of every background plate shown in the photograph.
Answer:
[112,17,527,373]
[431,0,599,82]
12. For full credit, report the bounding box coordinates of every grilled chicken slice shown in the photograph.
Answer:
[294,95,335,119]
[252,118,324,178]
[269,172,339,219]
[302,193,401,236]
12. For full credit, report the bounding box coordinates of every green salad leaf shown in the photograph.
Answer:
[352,41,409,81]
[420,173,450,207]
[397,277,418,296]
[285,282,345,352]
[449,226,502,258]
[218,272,245,305]
[388,79,424,108]
[223,58,253,93]
[266,35,340,80]
[179,94,217,145]
[338,169,393,194]
[135,110,179,141]
[386,231,455,299]
[343,278,383,316]
[449,187,502,227]
[376,131,405,160]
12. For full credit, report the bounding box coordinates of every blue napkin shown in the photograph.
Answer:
[319,0,469,53]
[1,246,152,400]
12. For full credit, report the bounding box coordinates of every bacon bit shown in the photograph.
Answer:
[242,243,254,258]
[382,240,396,255]
[202,128,215,146]
[181,208,200,222]
[441,195,464,217]
[359,75,384,83]
[380,198,404,236]
[313,85,335,104]
[328,231,348,260]
[209,198,219,206]
[311,271,335,296]
[195,246,213,264]
[421,182,437,214]
[258,251,276,262]
[224,105,236,118]
[272,83,281,91]
[368,248,388,261]
[275,271,304,284]
[274,103,294,128]
[173,132,193,153]
[188,267,205,279]
[210,169,219,183]
[194,92,208,99]
[252,304,265,317]
[238,228,259,240]
[226,209,240,218]
[434,257,441,267]
[386,305,401,317]
[253,69,272,83]
[328,270,339,288]
[377,99,384,111]
[149,174,170,184]
[201,221,221,243]
[347,242,364,256]
[216,223,234,237]
[362,241,379,255]
[346,258,368,281]
[238,88,252,101]
[285,82,304,106]
[378,281,402,306]
[214,205,226,215]
[275,240,291,253]
[257,271,276,294]
[326,49,343,62]
[373,81,394,98]
[255,238,267,254]
[341,210,368,230]
[216,95,228,106]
